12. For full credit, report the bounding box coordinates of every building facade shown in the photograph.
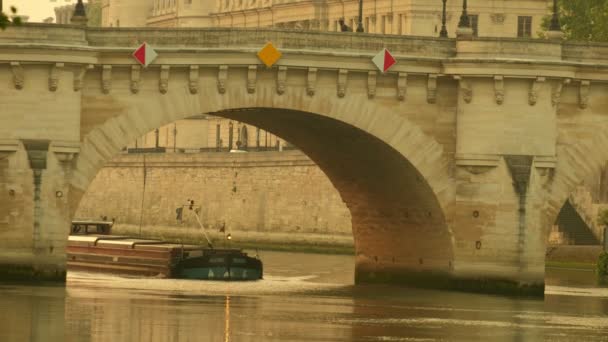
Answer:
[128,116,289,153]
[101,0,552,39]
[55,4,76,25]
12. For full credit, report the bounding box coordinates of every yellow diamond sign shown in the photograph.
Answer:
[257,42,282,68]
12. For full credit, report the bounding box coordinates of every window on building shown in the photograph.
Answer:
[381,15,386,34]
[240,126,249,150]
[228,122,234,150]
[256,128,260,148]
[398,14,403,35]
[469,15,479,37]
[517,16,532,38]
[216,124,221,150]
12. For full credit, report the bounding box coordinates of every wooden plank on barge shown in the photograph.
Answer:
[67,245,173,259]
[67,252,175,267]
[67,261,172,277]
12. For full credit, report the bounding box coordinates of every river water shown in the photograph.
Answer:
[1,251,607,341]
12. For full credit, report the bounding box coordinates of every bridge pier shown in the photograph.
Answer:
[352,154,548,296]
[0,140,78,282]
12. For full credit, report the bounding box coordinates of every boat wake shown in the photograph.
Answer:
[66,271,347,297]
[545,285,608,298]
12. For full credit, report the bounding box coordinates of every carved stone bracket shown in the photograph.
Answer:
[49,63,64,92]
[73,65,93,92]
[247,65,257,94]
[307,68,317,96]
[337,69,348,98]
[0,140,19,164]
[494,76,504,105]
[10,62,24,90]
[101,65,112,94]
[52,142,80,167]
[189,65,199,95]
[367,71,377,99]
[276,66,287,95]
[579,80,590,109]
[159,66,170,94]
[552,78,570,107]
[55,152,77,164]
[455,76,472,104]
[455,154,500,174]
[218,65,228,94]
[427,74,438,104]
[130,65,141,94]
[397,73,408,101]
[534,155,557,177]
[529,77,545,106]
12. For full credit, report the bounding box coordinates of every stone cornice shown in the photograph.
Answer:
[0,139,20,153]
[3,26,608,82]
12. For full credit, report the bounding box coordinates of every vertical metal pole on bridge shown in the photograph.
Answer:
[356,0,364,32]
[439,0,448,37]
[458,0,470,29]
[550,0,561,31]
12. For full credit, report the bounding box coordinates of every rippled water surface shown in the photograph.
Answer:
[1,251,607,341]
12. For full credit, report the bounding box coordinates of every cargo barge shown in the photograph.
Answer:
[67,220,263,280]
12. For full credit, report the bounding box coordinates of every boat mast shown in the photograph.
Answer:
[192,209,214,248]
[186,200,214,248]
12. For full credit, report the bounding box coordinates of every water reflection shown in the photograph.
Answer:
[348,285,547,342]
[0,284,65,342]
[1,252,607,342]
[225,296,230,342]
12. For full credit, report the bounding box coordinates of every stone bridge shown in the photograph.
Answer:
[2,24,608,295]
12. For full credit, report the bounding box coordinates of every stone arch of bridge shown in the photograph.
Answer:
[543,121,608,243]
[70,82,456,278]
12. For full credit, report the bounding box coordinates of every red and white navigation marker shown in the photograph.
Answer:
[132,42,158,68]
[372,48,396,73]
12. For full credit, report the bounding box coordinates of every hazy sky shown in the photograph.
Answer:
[4,0,85,22]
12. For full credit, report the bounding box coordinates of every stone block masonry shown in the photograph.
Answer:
[76,150,354,250]
[8,25,608,294]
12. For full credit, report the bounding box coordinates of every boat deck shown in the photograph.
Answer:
[67,235,204,277]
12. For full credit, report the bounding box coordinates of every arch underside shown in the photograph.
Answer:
[544,96,608,240]
[74,107,454,282]
[211,109,454,277]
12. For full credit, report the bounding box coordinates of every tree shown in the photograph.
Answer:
[0,6,21,30]
[542,0,608,42]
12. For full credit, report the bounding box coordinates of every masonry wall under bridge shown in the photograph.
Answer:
[75,151,354,251]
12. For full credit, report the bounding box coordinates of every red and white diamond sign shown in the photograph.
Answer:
[132,42,158,67]
[372,48,396,73]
